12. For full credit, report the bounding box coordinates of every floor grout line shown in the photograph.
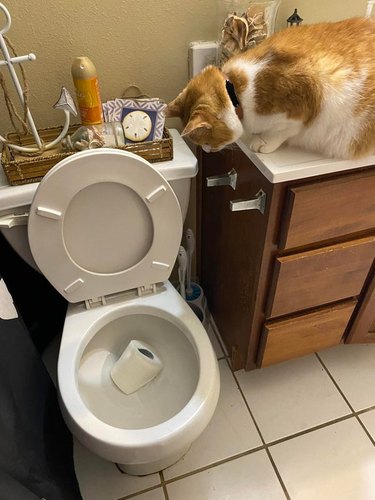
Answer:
[226,357,291,500]
[356,405,375,416]
[162,447,265,486]
[263,448,291,500]
[159,471,169,500]
[315,352,375,447]
[266,413,355,447]
[314,352,356,412]
[117,484,163,500]
[116,471,171,500]
[125,340,375,496]
[114,403,375,499]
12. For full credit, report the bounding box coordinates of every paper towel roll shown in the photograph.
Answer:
[110,340,163,395]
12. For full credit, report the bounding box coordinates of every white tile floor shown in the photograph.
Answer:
[69,319,375,500]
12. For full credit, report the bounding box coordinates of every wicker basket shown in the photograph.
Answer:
[1,124,173,186]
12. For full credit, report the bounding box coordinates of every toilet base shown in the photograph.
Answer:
[116,443,191,476]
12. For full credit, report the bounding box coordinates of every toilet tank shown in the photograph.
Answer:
[0,130,197,270]
[154,130,198,221]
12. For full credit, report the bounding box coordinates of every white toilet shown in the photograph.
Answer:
[0,132,220,475]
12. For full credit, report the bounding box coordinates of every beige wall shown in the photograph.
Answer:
[0,0,370,279]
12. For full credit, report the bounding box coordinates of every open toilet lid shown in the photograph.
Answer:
[28,148,182,303]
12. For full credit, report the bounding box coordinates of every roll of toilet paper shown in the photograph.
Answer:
[110,340,163,395]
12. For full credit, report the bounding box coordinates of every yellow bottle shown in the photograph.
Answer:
[71,56,103,125]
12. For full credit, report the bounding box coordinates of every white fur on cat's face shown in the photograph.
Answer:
[201,107,243,152]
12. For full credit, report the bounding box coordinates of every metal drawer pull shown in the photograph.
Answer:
[230,189,266,214]
[206,168,237,190]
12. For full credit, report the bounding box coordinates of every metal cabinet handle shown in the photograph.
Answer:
[230,189,266,214]
[206,168,237,190]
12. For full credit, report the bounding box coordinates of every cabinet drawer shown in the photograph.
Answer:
[259,300,357,367]
[279,169,375,250]
[267,236,375,318]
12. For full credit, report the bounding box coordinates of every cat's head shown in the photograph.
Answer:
[166,65,243,152]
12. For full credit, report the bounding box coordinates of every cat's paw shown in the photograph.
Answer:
[249,135,280,154]
[248,136,266,152]
[258,141,280,153]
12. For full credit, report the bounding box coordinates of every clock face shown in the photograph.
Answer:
[122,110,152,142]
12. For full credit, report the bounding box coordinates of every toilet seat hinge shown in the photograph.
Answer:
[0,212,29,228]
[85,295,107,309]
[137,284,156,297]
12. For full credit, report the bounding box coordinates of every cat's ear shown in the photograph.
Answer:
[166,92,185,118]
[181,115,212,137]
[166,100,182,118]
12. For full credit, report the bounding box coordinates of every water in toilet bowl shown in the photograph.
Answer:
[78,312,199,429]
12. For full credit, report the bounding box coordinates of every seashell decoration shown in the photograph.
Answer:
[219,3,277,64]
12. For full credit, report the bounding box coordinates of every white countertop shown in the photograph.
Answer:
[0,129,197,211]
[236,137,375,184]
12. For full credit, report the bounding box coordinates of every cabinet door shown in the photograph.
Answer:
[199,146,280,370]
[346,264,375,343]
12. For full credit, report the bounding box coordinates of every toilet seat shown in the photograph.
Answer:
[28,148,182,303]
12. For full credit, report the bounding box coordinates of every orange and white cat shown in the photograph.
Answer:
[167,17,375,159]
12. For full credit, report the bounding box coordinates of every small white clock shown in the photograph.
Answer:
[122,110,152,142]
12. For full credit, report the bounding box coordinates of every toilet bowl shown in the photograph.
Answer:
[59,281,219,475]
[0,134,220,475]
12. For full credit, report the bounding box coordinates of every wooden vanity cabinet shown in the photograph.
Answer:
[197,146,375,371]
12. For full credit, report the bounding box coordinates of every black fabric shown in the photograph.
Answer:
[0,232,67,353]
[225,79,240,109]
[0,251,82,498]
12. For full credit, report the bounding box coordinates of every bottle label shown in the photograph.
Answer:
[74,77,103,125]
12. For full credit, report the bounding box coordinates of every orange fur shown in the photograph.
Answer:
[167,17,375,159]
[167,65,236,151]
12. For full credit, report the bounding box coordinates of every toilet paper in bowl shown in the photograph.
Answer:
[110,340,163,395]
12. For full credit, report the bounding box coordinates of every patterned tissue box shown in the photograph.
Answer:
[102,97,167,144]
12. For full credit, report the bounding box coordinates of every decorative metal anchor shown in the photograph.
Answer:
[0,3,77,154]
